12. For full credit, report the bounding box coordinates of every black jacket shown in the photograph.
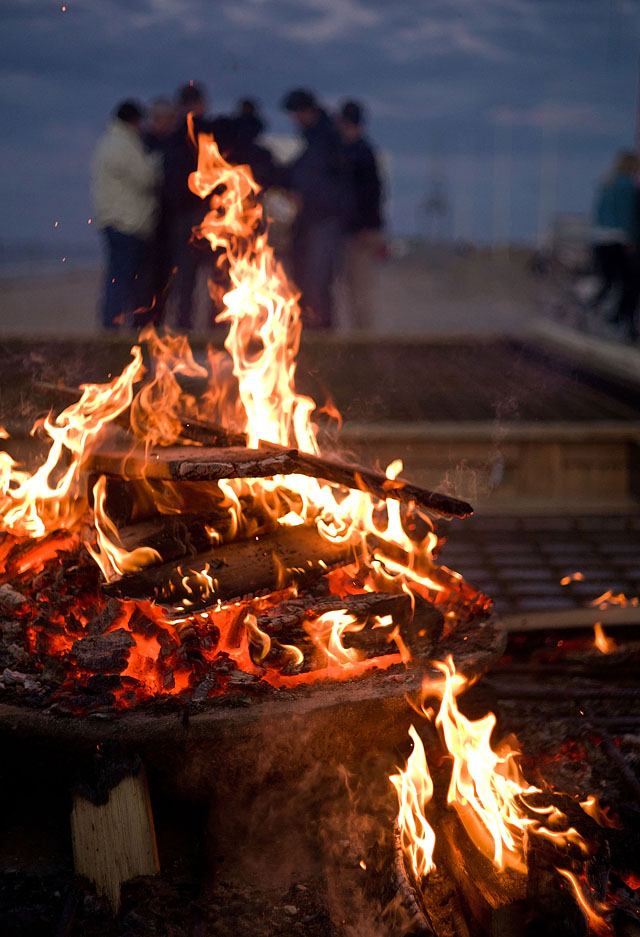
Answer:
[287,110,353,225]
[343,137,383,232]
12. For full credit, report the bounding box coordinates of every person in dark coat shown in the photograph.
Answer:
[281,88,352,329]
[228,99,279,190]
[337,99,385,331]
[592,150,640,341]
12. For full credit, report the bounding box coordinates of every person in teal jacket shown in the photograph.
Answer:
[592,150,640,340]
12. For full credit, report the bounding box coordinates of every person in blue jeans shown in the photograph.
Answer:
[92,100,160,329]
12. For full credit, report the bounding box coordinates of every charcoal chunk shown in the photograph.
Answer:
[86,598,122,636]
[72,628,135,673]
[0,583,27,610]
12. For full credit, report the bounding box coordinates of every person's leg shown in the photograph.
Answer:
[300,217,342,329]
[617,248,640,340]
[345,232,376,331]
[101,227,136,329]
[170,213,201,331]
[591,244,615,308]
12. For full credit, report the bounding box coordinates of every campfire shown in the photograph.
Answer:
[1,130,638,936]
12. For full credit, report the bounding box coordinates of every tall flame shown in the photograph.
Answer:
[390,725,436,881]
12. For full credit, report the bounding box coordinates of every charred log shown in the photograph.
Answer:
[103,525,357,607]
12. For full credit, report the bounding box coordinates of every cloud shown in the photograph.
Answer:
[491,102,621,133]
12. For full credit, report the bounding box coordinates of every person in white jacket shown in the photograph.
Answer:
[92,101,160,329]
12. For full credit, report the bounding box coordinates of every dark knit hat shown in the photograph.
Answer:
[281,88,317,112]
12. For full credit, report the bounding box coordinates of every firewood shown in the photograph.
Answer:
[116,509,276,563]
[435,812,528,936]
[36,381,472,518]
[70,761,159,912]
[84,442,299,482]
[103,525,358,607]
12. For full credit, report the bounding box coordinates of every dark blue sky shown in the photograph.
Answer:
[1,0,639,258]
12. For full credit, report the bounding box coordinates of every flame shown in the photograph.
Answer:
[86,476,161,581]
[390,726,436,881]
[0,349,144,538]
[556,868,613,936]
[560,571,584,585]
[391,657,591,880]
[593,622,616,654]
[579,795,621,829]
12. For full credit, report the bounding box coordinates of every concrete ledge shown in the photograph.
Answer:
[528,317,640,386]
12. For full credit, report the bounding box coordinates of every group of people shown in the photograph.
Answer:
[91,83,384,332]
[591,150,640,341]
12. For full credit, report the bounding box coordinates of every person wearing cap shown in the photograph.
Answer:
[337,100,385,332]
[92,100,161,329]
[281,88,352,329]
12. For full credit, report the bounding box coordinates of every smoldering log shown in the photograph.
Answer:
[103,525,358,607]
[256,592,444,651]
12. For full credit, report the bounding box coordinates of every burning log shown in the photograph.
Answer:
[38,381,472,518]
[255,592,444,659]
[85,441,472,517]
[70,756,159,912]
[116,510,275,564]
[85,443,299,481]
[103,525,357,607]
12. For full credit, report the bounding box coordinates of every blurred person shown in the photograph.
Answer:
[281,88,352,329]
[228,98,278,190]
[141,97,177,326]
[592,149,640,341]
[92,100,160,329]
[337,100,385,331]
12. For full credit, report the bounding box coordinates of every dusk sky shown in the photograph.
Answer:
[2,0,640,262]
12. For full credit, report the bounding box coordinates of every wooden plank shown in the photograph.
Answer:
[103,525,357,607]
[70,764,159,912]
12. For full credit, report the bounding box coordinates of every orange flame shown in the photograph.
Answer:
[593,622,616,654]
[556,868,613,936]
[391,657,591,880]
[390,726,436,881]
